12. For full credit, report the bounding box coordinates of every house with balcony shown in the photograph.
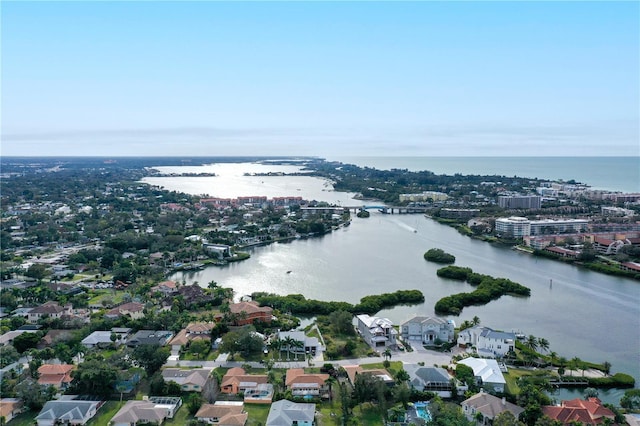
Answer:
[285,368,330,398]
[220,368,269,396]
[37,364,75,390]
[457,326,516,358]
[277,330,323,357]
[356,314,397,349]
[27,301,72,324]
[401,316,455,345]
[404,365,464,398]
[227,301,273,326]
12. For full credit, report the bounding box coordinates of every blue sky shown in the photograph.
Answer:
[2,1,638,157]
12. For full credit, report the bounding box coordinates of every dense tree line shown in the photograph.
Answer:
[252,289,424,316]
[435,266,531,315]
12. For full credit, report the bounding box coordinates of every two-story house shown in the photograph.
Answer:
[285,369,329,398]
[457,326,516,358]
[27,302,72,324]
[401,316,455,345]
[356,314,397,349]
[227,301,273,326]
[220,368,269,395]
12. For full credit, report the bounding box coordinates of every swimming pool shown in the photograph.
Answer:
[414,402,432,421]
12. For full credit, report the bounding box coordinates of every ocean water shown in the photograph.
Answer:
[326,156,639,194]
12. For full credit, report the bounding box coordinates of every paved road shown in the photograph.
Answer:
[164,344,457,370]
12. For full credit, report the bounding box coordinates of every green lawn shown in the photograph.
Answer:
[361,361,403,376]
[244,403,271,425]
[87,401,125,426]
[164,404,192,425]
[5,410,37,426]
[87,289,126,306]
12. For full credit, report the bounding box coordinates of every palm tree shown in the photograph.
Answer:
[472,316,480,326]
[269,338,282,360]
[602,361,612,376]
[525,335,538,352]
[382,348,392,362]
[282,336,295,361]
[558,356,568,375]
[537,337,550,354]
[326,376,337,402]
[292,340,304,361]
[571,356,582,377]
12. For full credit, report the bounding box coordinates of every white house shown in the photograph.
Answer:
[277,330,323,357]
[356,314,397,349]
[457,326,516,358]
[36,399,102,426]
[457,358,506,394]
[401,316,455,345]
[266,400,315,426]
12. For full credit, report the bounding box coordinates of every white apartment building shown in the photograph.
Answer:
[495,217,531,238]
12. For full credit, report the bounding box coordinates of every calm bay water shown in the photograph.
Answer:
[143,159,640,402]
[327,156,640,193]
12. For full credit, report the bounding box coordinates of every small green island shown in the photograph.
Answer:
[435,265,531,315]
[356,209,370,218]
[423,248,456,264]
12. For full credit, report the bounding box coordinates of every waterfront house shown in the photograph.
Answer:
[161,368,211,392]
[37,364,75,390]
[401,316,455,345]
[220,367,269,395]
[227,301,273,326]
[541,397,615,425]
[457,326,516,358]
[404,365,462,398]
[462,392,524,425]
[457,358,506,394]
[356,314,397,349]
[36,398,103,426]
[150,280,178,296]
[195,402,248,425]
[266,400,316,426]
[285,368,330,398]
[277,330,323,357]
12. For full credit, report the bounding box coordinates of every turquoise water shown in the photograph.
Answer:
[415,402,431,421]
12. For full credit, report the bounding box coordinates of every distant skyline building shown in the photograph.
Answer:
[498,195,542,210]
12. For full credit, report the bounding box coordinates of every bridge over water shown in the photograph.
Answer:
[344,205,430,214]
